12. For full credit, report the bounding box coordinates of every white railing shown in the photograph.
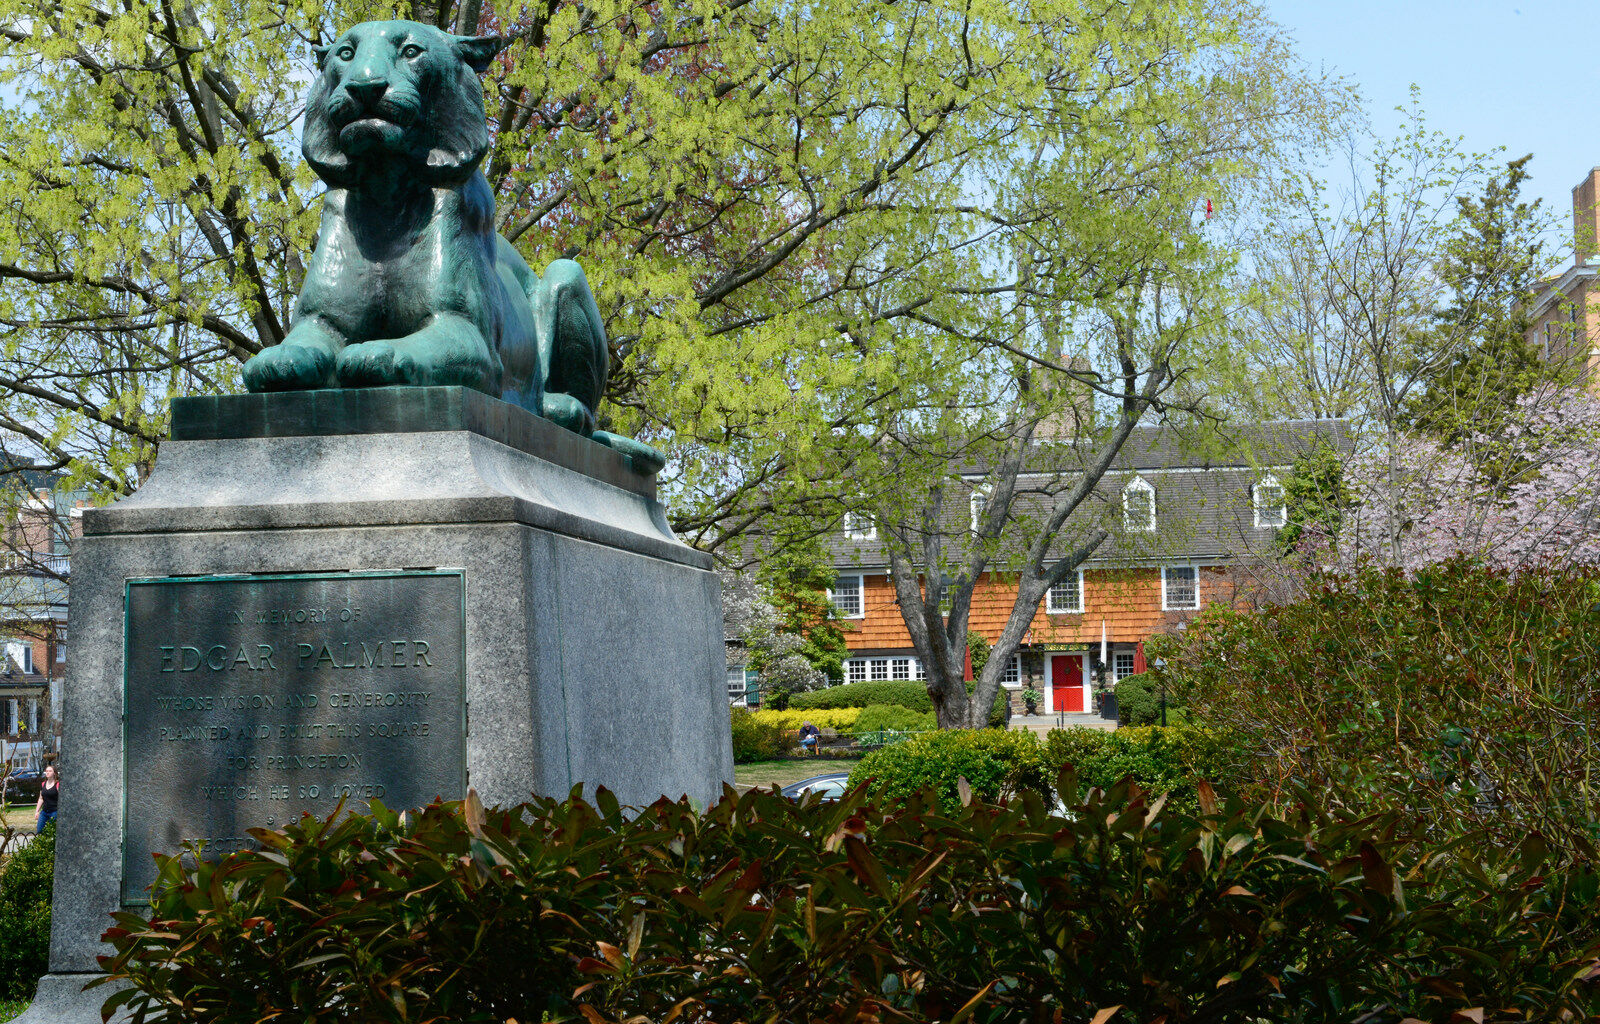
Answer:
[0,552,68,575]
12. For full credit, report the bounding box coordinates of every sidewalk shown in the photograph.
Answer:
[1009,713,1116,735]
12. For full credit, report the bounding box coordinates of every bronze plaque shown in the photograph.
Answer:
[122,571,466,903]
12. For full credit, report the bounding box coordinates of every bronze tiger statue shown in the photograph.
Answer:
[245,20,660,469]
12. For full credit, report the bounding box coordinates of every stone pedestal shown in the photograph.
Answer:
[19,387,732,1023]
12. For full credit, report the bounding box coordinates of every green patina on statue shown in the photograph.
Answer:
[243,20,662,472]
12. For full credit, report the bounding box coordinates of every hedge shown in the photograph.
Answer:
[1043,726,1243,807]
[0,822,52,1001]
[1113,672,1158,725]
[847,729,1048,808]
[729,707,789,763]
[1149,560,1600,844]
[789,680,931,712]
[849,725,1242,811]
[790,680,1008,726]
[746,708,860,731]
[848,704,935,735]
[99,788,1600,1023]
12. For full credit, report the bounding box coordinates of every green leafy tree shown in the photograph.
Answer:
[754,543,849,683]
[1405,154,1568,442]
[0,0,1341,577]
[810,2,1346,729]
[1277,437,1346,555]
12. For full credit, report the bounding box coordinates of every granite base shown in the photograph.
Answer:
[25,390,732,1021]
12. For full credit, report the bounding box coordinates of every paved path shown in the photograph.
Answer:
[1009,713,1117,735]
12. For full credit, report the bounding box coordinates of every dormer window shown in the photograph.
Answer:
[1253,473,1286,529]
[1122,476,1156,532]
[842,512,876,540]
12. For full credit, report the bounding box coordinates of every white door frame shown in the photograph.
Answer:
[1045,651,1092,715]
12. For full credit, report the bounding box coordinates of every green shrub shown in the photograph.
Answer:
[849,704,935,735]
[99,788,1600,1024]
[0,822,53,1000]
[793,679,1008,728]
[1042,726,1243,807]
[1148,560,1600,842]
[848,728,1049,808]
[728,706,789,763]
[790,680,931,713]
[981,684,1010,727]
[748,708,860,730]
[1113,672,1159,725]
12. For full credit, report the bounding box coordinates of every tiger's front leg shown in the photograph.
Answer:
[335,313,502,392]
[243,316,343,391]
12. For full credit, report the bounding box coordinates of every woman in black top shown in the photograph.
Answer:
[35,764,58,834]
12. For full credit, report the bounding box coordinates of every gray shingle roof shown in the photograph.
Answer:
[826,419,1351,570]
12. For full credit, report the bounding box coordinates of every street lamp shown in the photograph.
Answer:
[1158,621,1186,728]
[1154,649,1171,727]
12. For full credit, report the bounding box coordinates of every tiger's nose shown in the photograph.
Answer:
[345,79,388,107]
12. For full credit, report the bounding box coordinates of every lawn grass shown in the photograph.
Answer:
[734,758,860,790]
[0,999,26,1022]
[0,806,35,832]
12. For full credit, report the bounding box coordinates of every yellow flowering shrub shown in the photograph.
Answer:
[748,708,861,730]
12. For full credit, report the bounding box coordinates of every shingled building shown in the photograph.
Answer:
[818,420,1350,715]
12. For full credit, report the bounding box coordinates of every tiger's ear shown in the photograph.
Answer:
[417,39,495,183]
[455,34,503,74]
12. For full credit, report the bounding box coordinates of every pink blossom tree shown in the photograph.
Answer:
[1337,387,1600,570]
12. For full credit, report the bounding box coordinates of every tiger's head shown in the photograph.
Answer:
[303,20,502,189]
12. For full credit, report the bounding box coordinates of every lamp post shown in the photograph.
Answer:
[1158,621,1186,728]
[1152,656,1167,727]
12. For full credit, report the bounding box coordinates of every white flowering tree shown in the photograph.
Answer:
[1337,389,1600,571]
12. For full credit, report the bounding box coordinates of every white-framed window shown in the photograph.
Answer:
[842,512,876,540]
[726,665,748,699]
[1162,566,1200,611]
[1123,476,1156,532]
[969,488,989,533]
[5,642,32,675]
[1046,569,1084,614]
[999,654,1021,685]
[846,656,923,682]
[1114,651,1136,681]
[829,573,865,618]
[54,629,65,663]
[1253,473,1287,529]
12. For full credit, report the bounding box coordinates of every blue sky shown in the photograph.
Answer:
[1265,0,1598,253]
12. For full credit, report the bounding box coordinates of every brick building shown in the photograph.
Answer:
[0,470,78,762]
[1524,167,1600,388]
[818,420,1350,715]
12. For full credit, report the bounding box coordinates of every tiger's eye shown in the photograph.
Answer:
[335,46,354,60]
[401,44,424,58]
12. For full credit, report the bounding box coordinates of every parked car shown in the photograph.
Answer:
[2,768,42,805]
[779,772,853,802]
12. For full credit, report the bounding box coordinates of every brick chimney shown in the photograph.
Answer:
[1035,352,1096,440]
[1574,168,1600,265]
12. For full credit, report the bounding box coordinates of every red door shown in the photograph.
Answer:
[1051,654,1086,713]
